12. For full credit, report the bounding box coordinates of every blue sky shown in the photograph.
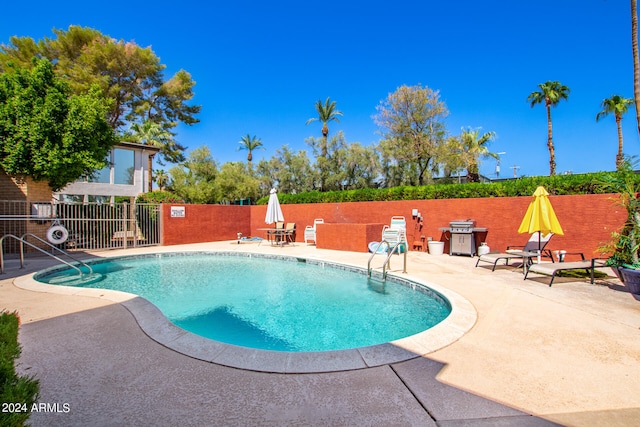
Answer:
[1,0,637,179]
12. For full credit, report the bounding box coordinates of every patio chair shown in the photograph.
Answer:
[304,218,324,245]
[267,222,284,245]
[475,232,554,271]
[283,222,296,245]
[382,216,407,250]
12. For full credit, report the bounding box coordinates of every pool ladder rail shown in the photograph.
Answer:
[0,233,94,277]
[367,240,407,281]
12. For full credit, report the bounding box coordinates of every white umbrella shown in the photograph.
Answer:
[265,188,284,225]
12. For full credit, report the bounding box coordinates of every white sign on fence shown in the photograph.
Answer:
[170,206,185,218]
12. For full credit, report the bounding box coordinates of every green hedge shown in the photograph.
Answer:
[256,172,626,205]
[0,312,39,427]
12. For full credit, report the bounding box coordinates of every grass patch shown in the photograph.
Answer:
[1,311,39,427]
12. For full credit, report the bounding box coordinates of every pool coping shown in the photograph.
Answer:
[13,250,477,373]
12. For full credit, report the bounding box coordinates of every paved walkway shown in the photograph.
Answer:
[1,242,639,426]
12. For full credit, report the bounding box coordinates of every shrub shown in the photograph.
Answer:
[136,191,184,204]
[254,171,639,205]
[0,311,39,427]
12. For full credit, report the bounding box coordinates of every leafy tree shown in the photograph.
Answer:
[596,95,634,169]
[307,132,381,191]
[168,146,218,203]
[0,59,115,190]
[214,162,261,202]
[255,146,316,195]
[237,134,265,163]
[0,26,200,165]
[527,81,570,176]
[374,84,449,185]
[459,127,498,182]
[128,120,173,191]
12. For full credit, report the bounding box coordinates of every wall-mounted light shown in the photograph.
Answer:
[412,208,419,218]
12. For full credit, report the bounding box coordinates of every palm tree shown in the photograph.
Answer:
[237,134,264,163]
[527,81,570,176]
[633,0,640,136]
[306,97,343,157]
[130,120,172,191]
[153,169,169,191]
[596,95,634,169]
[459,127,498,182]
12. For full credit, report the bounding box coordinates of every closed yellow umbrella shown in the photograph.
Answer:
[518,186,564,262]
[518,186,564,236]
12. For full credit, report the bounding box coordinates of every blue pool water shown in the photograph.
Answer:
[35,252,451,352]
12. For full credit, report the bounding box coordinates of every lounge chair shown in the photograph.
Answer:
[524,255,607,286]
[382,216,407,250]
[475,232,554,271]
[304,218,324,245]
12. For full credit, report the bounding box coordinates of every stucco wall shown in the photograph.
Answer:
[161,204,252,246]
[164,193,625,257]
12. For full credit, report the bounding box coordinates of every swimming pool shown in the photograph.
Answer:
[34,252,451,352]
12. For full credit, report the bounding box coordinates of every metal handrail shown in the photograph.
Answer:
[367,240,390,278]
[0,234,92,276]
[381,241,408,280]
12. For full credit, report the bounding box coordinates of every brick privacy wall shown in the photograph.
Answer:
[161,204,251,246]
[161,194,623,256]
[248,193,625,256]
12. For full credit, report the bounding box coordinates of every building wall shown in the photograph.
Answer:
[165,193,625,257]
[56,146,153,200]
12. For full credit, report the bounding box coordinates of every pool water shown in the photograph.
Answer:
[35,253,451,352]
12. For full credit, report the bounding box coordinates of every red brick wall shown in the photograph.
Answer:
[315,223,385,252]
[165,194,625,257]
[161,204,251,246]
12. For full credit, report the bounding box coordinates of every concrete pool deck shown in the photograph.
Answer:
[2,241,640,426]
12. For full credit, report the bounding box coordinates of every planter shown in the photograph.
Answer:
[428,241,444,255]
[618,267,640,295]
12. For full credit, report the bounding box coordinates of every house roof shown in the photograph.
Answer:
[117,141,162,153]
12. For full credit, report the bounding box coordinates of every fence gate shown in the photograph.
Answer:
[0,200,161,253]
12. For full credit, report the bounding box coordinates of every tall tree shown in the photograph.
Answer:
[168,146,219,204]
[633,0,640,136]
[0,26,200,165]
[237,134,264,163]
[596,95,634,169]
[527,81,570,176]
[255,146,316,195]
[129,120,173,191]
[153,169,169,191]
[374,84,449,185]
[0,59,115,190]
[459,127,498,182]
[305,97,343,158]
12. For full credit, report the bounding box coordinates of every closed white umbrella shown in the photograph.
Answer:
[265,188,284,225]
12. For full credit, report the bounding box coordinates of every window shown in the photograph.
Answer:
[114,149,134,185]
[89,164,111,183]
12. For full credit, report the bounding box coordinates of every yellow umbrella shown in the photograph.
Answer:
[518,186,564,236]
[518,186,564,262]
